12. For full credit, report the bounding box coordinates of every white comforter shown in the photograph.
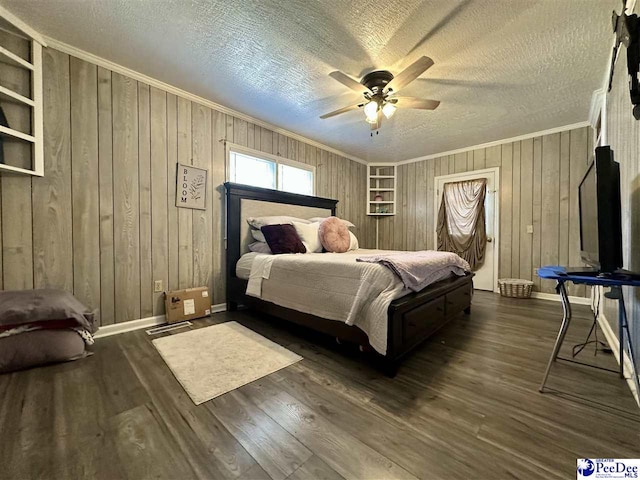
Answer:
[243,249,420,355]
[243,249,472,354]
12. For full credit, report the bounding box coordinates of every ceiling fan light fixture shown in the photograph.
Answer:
[382,102,397,119]
[364,100,378,122]
[365,115,378,124]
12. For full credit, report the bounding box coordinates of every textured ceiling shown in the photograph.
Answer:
[2,0,616,162]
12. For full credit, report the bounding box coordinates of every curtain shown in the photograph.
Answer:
[437,178,487,270]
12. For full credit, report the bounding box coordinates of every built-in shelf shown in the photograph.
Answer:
[0,125,35,142]
[0,46,33,70]
[0,163,42,176]
[0,11,43,177]
[0,84,34,106]
[367,163,396,216]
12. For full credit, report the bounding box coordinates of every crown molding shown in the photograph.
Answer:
[589,88,606,140]
[394,121,592,166]
[42,35,368,166]
[39,36,592,168]
[0,6,47,46]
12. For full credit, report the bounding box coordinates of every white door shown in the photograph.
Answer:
[434,168,499,292]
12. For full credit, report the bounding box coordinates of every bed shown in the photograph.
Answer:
[225,182,474,375]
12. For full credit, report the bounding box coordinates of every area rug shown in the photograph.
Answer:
[152,321,302,405]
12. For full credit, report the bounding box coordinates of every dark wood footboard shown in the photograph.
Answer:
[384,273,474,373]
[229,273,474,375]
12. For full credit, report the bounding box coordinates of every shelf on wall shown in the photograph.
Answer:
[0,10,43,177]
[0,46,33,70]
[367,163,396,217]
[0,85,34,106]
[0,125,35,142]
[0,163,41,176]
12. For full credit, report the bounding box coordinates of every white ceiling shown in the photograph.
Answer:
[2,0,616,162]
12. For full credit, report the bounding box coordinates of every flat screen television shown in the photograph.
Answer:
[577,145,623,274]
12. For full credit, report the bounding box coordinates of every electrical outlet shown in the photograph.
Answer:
[526,224,534,234]
[154,280,163,293]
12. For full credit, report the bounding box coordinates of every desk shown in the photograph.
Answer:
[537,266,640,395]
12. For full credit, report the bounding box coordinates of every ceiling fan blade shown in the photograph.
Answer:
[328,71,367,94]
[319,102,363,119]
[395,97,440,110]
[386,56,434,93]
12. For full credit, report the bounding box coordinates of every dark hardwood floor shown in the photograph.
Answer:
[1,292,639,479]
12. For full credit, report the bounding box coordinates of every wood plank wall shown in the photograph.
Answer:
[0,48,373,326]
[603,36,640,360]
[377,127,593,296]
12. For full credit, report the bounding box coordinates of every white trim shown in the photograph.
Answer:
[211,303,227,314]
[530,288,639,406]
[0,125,35,143]
[0,84,35,106]
[0,163,42,176]
[94,315,166,339]
[594,287,639,406]
[367,163,396,217]
[0,6,48,46]
[395,122,591,166]
[43,35,367,166]
[0,45,34,70]
[226,142,316,195]
[94,303,227,339]
[588,88,606,130]
[31,40,44,176]
[17,31,593,168]
[530,291,592,306]
[434,167,500,293]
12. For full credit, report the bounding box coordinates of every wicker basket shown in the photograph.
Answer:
[498,278,534,298]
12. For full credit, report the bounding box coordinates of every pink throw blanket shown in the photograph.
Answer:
[356,250,470,292]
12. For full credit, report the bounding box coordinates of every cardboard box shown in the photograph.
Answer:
[164,287,211,324]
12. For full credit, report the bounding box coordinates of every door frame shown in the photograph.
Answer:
[433,167,500,293]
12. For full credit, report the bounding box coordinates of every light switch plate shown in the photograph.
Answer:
[526,224,534,234]
[154,280,163,293]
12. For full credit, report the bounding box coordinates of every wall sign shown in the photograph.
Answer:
[176,163,207,210]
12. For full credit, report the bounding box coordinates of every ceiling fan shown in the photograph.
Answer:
[320,56,440,130]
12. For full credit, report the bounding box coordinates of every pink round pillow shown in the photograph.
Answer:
[318,217,350,253]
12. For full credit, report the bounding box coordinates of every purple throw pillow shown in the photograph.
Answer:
[260,224,307,254]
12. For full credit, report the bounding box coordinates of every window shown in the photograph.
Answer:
[229,151,276,189]
[228,145,315,195]
[279,163,314,195]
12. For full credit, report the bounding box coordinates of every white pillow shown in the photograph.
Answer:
[248,241,272,254]
[247,216,310,229]
[251,229,266,243]
[348,231,359,251]
[292,221,322,253]
[309,217,356,228]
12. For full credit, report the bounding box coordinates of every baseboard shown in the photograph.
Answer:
[593,290,640,407]
[530,291,592,305]
[211,303,227,314]
[94,303,227,339]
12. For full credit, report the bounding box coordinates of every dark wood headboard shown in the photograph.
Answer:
[224,182,338,306]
